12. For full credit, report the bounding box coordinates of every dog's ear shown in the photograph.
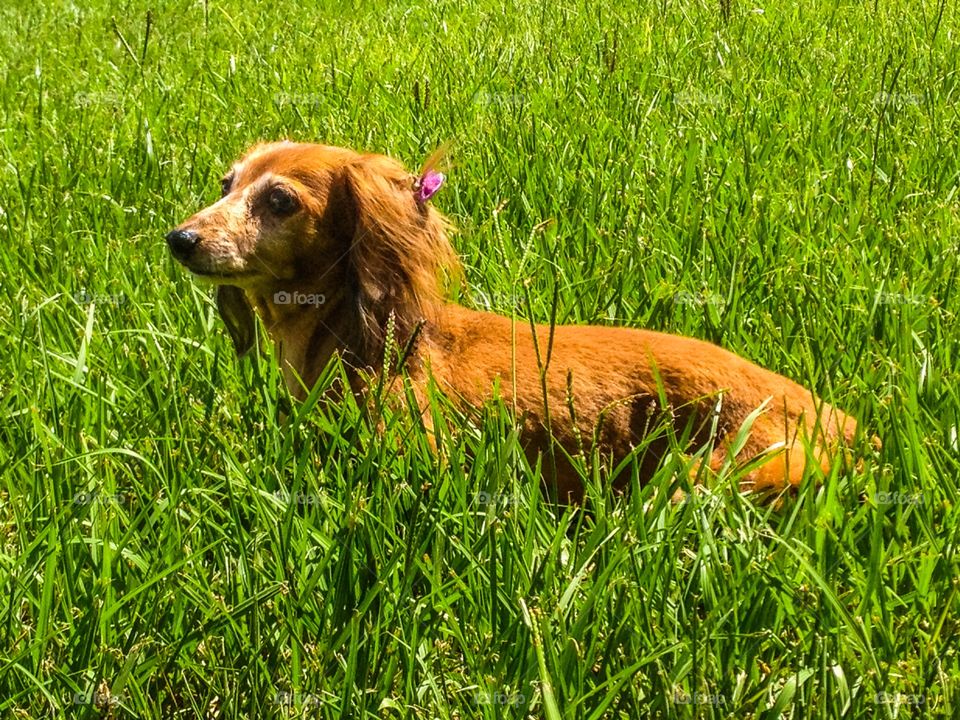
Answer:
[334,155,459,350]
[215,285,255,357]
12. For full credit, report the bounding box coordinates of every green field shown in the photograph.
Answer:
[1,0,958,717]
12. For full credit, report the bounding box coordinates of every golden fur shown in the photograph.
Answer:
[167,141,863,501]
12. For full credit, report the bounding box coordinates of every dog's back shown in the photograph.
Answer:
[424,304,858,499]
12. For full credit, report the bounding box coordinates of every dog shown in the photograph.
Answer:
[166,141,864,501]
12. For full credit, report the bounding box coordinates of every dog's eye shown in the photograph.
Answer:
[267,186,299,215]
[220,176,233,197]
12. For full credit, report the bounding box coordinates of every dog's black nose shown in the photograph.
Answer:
[166,228,200,256]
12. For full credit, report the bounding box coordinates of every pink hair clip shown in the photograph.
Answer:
[414,170,445,204]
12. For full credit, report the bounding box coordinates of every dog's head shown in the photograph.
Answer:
[166,141,459,361]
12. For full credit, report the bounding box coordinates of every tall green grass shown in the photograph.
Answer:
[0,0,958,717]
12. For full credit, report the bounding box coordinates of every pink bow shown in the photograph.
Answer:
[414,170,445,204]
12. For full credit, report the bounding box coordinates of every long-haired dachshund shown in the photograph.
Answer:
[166,141,864,501]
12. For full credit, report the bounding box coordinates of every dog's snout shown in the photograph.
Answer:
[166,228,200,257]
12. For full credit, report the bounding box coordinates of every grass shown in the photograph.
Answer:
[0,0,958,717]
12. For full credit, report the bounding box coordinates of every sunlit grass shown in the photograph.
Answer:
[0,0,958,717]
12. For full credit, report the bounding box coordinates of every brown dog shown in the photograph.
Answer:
[166,141,861,501]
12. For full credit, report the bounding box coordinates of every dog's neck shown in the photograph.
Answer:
[248,286,357,395]
[247,286,434,398]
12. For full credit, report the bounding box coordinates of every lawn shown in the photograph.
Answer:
[1,0,958,717]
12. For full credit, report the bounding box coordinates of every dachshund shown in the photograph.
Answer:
[166,141,865,501]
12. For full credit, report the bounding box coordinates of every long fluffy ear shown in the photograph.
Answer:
[215,285,255,357]
[337,154,461,362]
